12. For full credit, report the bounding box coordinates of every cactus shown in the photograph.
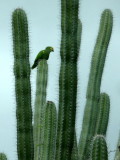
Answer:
[91,135,108,160]
[95,93,110,135]
[42,101,57,160]
[55,0,80,159]
[0,153,7,160]
[79,9,113,160]
[12,8,34,160]
[33,60,48,160]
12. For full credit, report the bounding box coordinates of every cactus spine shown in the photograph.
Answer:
[42,101,57,160]
[55,0,80,159]
[0,153,7,160]
[91,135,108,160]
[95,93,110,135]
[33,60,48,160]
[79,9,113,160]
[12,8,34,160]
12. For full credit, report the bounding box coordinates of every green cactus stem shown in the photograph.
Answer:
[12,8,34,160]
[95,93,110,135]
[79,9,113,160]
[91,135,108,160]
[42,101,57,160]
[55,0,80,159]
[0,153,7,160]
[33,60,48,160]
[71,18,81,160]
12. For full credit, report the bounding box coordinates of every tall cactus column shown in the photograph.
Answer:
[79,9,113,160]
[56,0,80,159]
[33,60,48,160]
[12,8,34,160]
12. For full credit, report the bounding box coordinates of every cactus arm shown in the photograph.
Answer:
[42,101,57,160]
[0,153,7,160]
[12,8,34,160]
[79,9,113,160]
[33,60,48,160]
[95,93,110,135]
[91,135,108,160]
[71,18,82,160]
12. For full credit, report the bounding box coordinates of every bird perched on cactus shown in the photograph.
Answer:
[31,46,54,69]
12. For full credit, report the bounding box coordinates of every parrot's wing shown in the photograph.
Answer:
[31,50,46,69]
[35,50,45,61]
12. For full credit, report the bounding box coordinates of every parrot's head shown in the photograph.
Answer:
[45,46,54,52]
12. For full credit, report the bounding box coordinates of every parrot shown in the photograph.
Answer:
[31,46,54,69]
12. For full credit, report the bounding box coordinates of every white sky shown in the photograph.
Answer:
[0,0,120,159]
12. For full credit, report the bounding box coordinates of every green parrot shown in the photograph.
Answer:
[31,46,54,69]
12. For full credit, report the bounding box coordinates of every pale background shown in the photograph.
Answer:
[0,0,120,159]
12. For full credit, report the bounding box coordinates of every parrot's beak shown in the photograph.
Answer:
[52,48,54,52]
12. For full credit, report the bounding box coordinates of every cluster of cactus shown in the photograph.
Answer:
[0,0,120,160]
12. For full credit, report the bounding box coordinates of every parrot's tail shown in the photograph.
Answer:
[31,62,38,69]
